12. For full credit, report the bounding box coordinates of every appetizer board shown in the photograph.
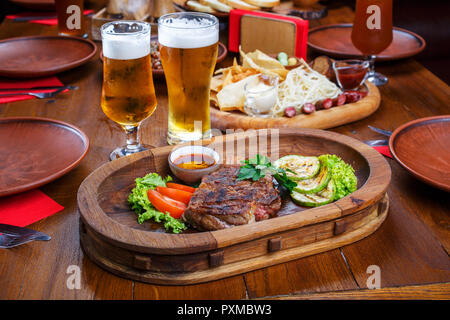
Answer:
[78,129,390,285]
[211,81,380,131]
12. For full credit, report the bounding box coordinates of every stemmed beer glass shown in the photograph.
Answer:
[100,21,157,160]
[351,0,393,85]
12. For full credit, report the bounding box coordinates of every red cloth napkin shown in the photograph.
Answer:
[0,76,64,104]
[6,9,93,26]
[373,146,393,158]
[0,189,64,227]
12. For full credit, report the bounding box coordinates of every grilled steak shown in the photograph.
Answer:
[183,166,282,231]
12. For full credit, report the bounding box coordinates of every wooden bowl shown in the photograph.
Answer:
[78,128,390,284]
[389,115,450,192]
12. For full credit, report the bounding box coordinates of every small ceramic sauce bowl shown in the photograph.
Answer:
[168,146,221,185]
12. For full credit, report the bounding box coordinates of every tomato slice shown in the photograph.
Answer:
[166,182,196,193]
[156,186,192,205]
[147,189,186,219]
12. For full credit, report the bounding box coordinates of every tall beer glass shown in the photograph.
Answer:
[351,0,393,85]
[158,12,219,145]
[101,21,157,160]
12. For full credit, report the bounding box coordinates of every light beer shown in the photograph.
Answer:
[101,55,157,126]
[158,13,219,145]
[101,21,157,160]
[55,0,87,37]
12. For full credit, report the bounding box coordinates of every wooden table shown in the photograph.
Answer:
[0,5,449,300]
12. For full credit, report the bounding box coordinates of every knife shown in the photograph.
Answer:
[0,223,51,240]
[368,125,393,137]
[364,139,389,147]
[12,16,57,22]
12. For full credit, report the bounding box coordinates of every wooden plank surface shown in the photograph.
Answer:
[268,282,450,300]
[0,3,449,299]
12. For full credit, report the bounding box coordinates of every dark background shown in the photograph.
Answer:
[1,0,449,84]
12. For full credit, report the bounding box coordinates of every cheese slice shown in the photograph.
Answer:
[217,75,259,111]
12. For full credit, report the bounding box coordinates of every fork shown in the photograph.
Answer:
[0,85,77,99]
[0,232,50,249]
[0,223,51,249]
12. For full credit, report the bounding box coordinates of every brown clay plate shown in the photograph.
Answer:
[0,36,97,78]
[8,0,55,11]
[0,117,89,197]
[308,23,426,61]
[389,115,450,192]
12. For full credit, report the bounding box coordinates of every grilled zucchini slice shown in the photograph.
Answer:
[273,155,321,181]
[291,179,335,207]
[293,160,331,194]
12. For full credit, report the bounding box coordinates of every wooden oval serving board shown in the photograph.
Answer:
[78,129,391,285]
[210,82,380,131]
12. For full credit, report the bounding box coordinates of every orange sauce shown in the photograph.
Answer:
[174,154,216,170]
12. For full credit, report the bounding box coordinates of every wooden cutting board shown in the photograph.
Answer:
[211,82,380,131]
[78,129,390,285]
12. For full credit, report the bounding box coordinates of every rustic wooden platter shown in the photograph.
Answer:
[211,81,380,131]
[78,129,391,285]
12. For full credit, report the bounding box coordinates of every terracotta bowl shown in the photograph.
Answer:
[389,115,450,192]
[168,146,221,185]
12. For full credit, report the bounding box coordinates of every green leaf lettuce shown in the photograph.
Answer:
[319,154,357,200]
[128,173,187,234]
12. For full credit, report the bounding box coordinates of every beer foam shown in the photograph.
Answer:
[102,23,150,60]
[158,18,218,49]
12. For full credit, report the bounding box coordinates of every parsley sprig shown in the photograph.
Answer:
[237,154,297,192]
